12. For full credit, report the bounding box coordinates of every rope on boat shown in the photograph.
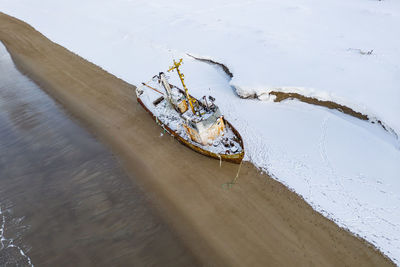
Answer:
[222,160,243,189]
[232,160,243,184]
[137,78,153,93]
[218,154,222,168]
[142,82,164,95]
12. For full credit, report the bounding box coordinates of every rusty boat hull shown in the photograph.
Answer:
[137,96,244,164]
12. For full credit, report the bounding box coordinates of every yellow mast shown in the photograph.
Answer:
[168,59,196,114]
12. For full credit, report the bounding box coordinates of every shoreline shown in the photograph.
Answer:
[0,41,199,266]
[0,12,395,266]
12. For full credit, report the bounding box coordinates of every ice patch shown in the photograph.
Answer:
[0,207,33,267]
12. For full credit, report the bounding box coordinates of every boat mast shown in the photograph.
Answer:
[168,59,196,114]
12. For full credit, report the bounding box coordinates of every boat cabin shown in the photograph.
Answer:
[182,107,225,145]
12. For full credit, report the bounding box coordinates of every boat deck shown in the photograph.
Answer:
[137,82,244,163]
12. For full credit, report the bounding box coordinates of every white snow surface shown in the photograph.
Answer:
[1,0,400,264]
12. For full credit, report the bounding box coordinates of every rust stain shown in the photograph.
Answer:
[177,100,188,114]
[183,124,202,144]
[185,116,226,146]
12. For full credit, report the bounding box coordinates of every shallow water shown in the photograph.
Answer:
[0,43,198,266]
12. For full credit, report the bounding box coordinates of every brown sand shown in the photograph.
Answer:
[0,52,199,266]
[269,91,368,120]
[268,92,394,134]
[0,13,395,266]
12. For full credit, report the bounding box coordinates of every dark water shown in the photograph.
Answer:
[0,43,199,266]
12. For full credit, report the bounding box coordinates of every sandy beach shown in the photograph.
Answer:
[0,39,199,265]
[0,12,395,266]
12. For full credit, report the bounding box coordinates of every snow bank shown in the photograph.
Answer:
[5,0,399,135]
[1,0,400,264]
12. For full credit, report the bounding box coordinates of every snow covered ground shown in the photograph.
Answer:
[1,0,400,264]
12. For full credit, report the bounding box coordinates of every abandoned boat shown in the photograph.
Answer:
[136,59,244,164]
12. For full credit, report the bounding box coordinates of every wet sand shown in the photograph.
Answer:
[0,12,395,266]
[0,42,199,266]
